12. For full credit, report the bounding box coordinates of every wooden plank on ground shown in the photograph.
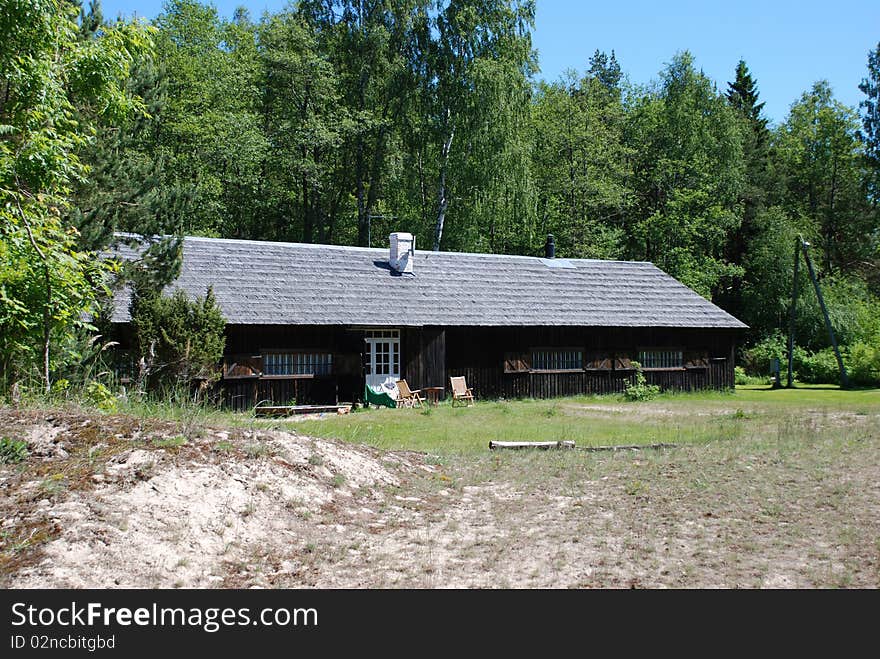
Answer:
[254,404,351,417]
[487,441,677,452]
[577,443,676,452]
[489,441,576,450]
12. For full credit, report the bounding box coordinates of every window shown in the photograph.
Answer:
[364,329,400,379]
[263,352,332,376]
[637,350,683,369]
[531,349,583,371]
[584,351,612,370]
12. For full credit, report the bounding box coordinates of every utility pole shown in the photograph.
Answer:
[786,236,850,389]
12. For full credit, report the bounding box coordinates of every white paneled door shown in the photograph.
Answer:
[364,329,400,390]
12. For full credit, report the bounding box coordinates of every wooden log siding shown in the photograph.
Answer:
[445,326,736,399]
[220,325,364,409]
[403,327,446,392]
[173,323,737,410]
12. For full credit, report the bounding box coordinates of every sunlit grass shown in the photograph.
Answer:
[288,384,880,455]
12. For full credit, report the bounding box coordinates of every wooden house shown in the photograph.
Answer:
[110,233,747,410]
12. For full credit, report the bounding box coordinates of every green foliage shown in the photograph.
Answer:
[85,380,118,413]
[742,333,800,377]
[5,0,877,401]
[771,81,873,276]
[735,366,769,386]
[858,42,880,207]
[153,435,187,448]
[130,286,226,391]
[623,361,661,401]
[625,51,745,298]
[796,348,842,384]
[531,55,632,259]
[848,342,880,386]
[0,0,153,392]
[0,437,29,464]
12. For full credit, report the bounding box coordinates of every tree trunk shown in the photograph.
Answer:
[432,123,455,252]
[301,169,312,243]
[16,199,52,393]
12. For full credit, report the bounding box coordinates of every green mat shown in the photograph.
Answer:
[364,385,397,409]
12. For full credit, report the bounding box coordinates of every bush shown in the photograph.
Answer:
[795,348,842,384]
[130,286,226,392]
[735,366,770,386]
[85,380,118,413]
[0,437,28,464]
[848,342,880,386]
[624,362,661,401]
[741,333,788,376]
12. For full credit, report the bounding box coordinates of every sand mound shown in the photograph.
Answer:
[1,410,422,588]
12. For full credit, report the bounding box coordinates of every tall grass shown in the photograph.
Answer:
[289,386,880,454]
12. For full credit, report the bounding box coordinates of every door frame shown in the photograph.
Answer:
[364,329,401,389]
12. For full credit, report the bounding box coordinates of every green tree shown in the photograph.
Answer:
[725,60,770,247]
[626,51,745,297]
[151,0,267,237]
[773,81,872,276]
[0,0,152,392]
[531,52,632,259]
[297,0,428,246]
[860,42,880,206]
[721,59,772,319]
[130,286,225,391]
[413,0,537,252]
[259,8,351,244]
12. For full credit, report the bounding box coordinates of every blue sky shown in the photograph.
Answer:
[101,0,880,125]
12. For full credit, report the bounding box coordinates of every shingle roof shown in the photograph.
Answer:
[110,236,747,329]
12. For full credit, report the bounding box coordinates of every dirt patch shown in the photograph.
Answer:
[2,405,879,588]
[0,408,427,588]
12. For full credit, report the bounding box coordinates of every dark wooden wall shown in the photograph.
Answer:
[445,326,737,399]
[403,327,446,393]
[222,325,363,410]
[114,322,737,409]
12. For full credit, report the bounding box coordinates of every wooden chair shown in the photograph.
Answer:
[449,376,475,407]
[395,379,424,408]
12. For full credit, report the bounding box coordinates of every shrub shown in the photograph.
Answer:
[0,437,28,464]
[130,286,226,392]
[741,333,799,376]
[795,348,842,384]
[735,366,770,386]
[624,361,661,401]
[848,342,880,386]
[85,380,118,413]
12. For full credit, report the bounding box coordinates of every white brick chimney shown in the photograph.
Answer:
[389,232,414,275]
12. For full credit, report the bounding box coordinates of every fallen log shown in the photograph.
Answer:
[577,443,677,452]
[489,441,576,450]
[487,441,677,452]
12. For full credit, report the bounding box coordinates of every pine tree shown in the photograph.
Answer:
[860,42,880,206]
[719,60,771,318]
[78,0,104,40]
[587,49,622,91]
[726,59,770,206]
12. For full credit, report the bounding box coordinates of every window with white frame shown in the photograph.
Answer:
[531,349,583,371]
[263,352,333,376]
[637,349,683,369]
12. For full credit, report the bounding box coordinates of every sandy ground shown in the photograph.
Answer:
[2,407,878,588]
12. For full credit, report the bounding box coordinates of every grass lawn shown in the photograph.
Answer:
[285,384,880,454]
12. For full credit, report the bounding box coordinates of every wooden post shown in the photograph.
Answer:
[787,238,800,388]
[799,240,850,389]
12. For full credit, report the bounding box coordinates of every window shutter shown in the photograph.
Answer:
[585,350,612,370]
[685,351,708,368]
[504,352,530,373]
